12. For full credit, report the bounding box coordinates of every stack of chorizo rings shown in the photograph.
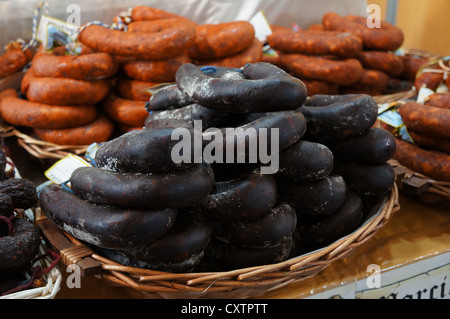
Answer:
[0,148,41,294]
[0,45,116,146]
[78,7,198,133]
[268,12,414,96]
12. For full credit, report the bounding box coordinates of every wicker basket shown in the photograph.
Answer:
[36,184,399,299]
[0,208,62,299]
[0,123,88,160]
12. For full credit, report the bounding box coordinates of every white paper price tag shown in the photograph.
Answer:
[44,154,91,185]
[249,11,272,43]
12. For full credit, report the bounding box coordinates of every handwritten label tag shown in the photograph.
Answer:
[44,154,91,185]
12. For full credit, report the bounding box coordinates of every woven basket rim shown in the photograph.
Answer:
[50,184,399,297]
[0,209,62,299]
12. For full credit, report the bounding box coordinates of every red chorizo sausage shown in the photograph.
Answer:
[101,92,148,126]
[280,53,364,86]
[32,51,118,80]
[0,96,97,129]
[115,77,157,101]
[323,12,404,51]
[414,71,444,92]
[121,54,191,82]
[0,43,32,79]
[302,79,339,96]
[409,130,450,154]
[267,29,362,58]
[131,6,185,21]
[78,20,196,60]
[127,18,197,33]
[340,69,390,96]
[22,68,110,106]
[394,138,450,181]
[424,93,450,109]
[357,51,404,77]
[399,55,429,81]
[33,114,114,145]
[192,38,263,68]
[399,101,450,139]
[188,21,255,60]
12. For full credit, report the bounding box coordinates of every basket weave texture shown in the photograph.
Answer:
[48,185,399,299]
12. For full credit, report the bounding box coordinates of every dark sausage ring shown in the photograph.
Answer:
[207,236,292,270]
[211,202,297,248]
[175,62,307,112]
[78,19,196,60]
[94,124,197,173]
[0,218,41,273]
[146,66,245,111]
[199,171,277,223]
[39,183,178,249]
[32,50,118,80]
[188,21,255,60]
[70,163,215,210]
[115,213,211,272]
[267,28,363,58]
[299,94,378,142]
[322,13,404,52]
[280,53,364,86]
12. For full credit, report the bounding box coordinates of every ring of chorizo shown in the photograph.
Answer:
[115,77,158,101]
[78,19,196,60]
[32,51,118,80]
[0,96,97,129]
[33,114,114,145]
[322,12,404,52]
[21,68,110,106]
[175,62,307,112]
[267,29,363,59]
[101,92,148,126]
[188,21,255,60]
[121,54,191,83]
[280,53,364,86]
[191,38,263,68]
[357,51,404,77]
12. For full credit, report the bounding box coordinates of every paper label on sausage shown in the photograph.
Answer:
[44,153,91,185]
[377,109,403,128]
[36,15,78,50]
[249,11,272,43]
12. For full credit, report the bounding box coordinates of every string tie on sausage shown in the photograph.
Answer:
[22,1,50,52]
[60,180,76,195]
